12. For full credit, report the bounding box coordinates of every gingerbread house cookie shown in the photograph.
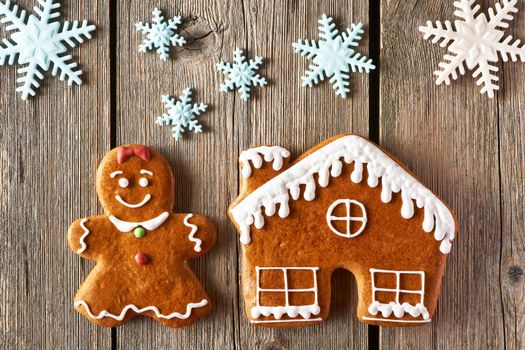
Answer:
[228,135,458,327]
[68,145,215,328]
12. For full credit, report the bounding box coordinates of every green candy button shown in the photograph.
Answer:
[134,227,146,238]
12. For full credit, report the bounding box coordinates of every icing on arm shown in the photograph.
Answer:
[184,214,202,252]
[77,218,90,254]
[68,218,93,256]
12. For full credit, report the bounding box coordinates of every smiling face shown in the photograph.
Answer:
[96,145,174,221]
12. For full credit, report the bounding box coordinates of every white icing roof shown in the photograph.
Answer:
[230,135,456,254]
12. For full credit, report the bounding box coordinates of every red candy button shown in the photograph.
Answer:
[135,252,148,265]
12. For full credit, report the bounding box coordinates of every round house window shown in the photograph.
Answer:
[326,199,367,238]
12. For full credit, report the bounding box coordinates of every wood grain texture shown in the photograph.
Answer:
[2,0,523,349]
[0,0,110,348]
[498,2,525,349]
[379,0,523,348]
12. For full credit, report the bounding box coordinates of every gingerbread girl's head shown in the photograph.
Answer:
[96,145,174,221]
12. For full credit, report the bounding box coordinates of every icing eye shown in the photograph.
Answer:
[139,178,149,187]
[118,178,129,188]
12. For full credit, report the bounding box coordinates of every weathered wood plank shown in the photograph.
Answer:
[236,0,369,348]
[498,2,525,349]
[379,0,508,348]
[0,0,111,348]
[115,1,240,348]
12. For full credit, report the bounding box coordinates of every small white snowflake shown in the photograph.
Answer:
[136,8,186,61]
[0,0,95,100]
[216,48,267,101]
[293,14,375,98]
[156,88,207,140]
[420,0,525,98]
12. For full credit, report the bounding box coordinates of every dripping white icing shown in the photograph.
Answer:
[77,218,90,254]
[239,146,291,178]
[75,299,208,320]
[230,135,455,254]
[184,213,202,252]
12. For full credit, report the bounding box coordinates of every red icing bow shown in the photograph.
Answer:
[117,146,151,164]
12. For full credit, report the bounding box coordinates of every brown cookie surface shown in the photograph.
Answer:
[69,145,215,328]
[229,135,458,327]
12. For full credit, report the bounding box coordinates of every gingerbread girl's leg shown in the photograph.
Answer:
[74,266,136,327]
[152,267,212,328]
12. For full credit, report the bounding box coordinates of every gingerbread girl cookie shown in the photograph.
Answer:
[68,145,215,328]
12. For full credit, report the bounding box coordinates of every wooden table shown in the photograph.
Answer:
[1,0,523,348]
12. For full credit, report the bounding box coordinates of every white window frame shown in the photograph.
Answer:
[326,199,367,238]
[370,268,425,305]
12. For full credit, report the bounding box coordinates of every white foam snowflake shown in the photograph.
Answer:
[136,8,186,61]
[420,0,525,98]
[216,48,267,101]
[0,0,95,100]
[156,88,207,140]
[292,14,375,98]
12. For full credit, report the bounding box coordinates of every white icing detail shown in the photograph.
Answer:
[239,146,291,178]
[118,178,129,188]
[230,135,455,253]
[368,268,429,320]
[326,199,367,238]
[115,194,151,208]
[110,170,123,178]
[367,301,430,320]
[251,267,320,320]
[109,212,169,232]
[75,299,208,320]
[140,169,154,176]
[184,214,202,252]
[250,318,323,324]
[77,218,90,254]
[362,316,431,324]
[139,178,149,187]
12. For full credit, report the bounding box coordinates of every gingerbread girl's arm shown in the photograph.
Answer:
[177,213,216,258]
[68,215,107,261]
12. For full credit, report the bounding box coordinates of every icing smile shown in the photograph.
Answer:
[115,194,152,208]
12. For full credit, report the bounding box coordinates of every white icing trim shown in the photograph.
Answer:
[110,170,123,178]
[109,212,169,232]
[326,199,367,238]
[77,218,90,254]
[184,214,202,252]
[75,299,208,321]
[230,135,455,254]
[251,305,321,320]
[368,301,430,320]
[362,316,431,324]
[115,194,152,208]
[239,146,291,178]
[140,169,154,175]
[250,318,323,324]
[252,267,320,320]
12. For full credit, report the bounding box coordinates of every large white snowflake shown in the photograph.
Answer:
[292,14,375,98]
[0,0,95,100]
[420,0,525,98]
[216,48,267,101]
[136,8,186,61]
[156,88,207,140]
